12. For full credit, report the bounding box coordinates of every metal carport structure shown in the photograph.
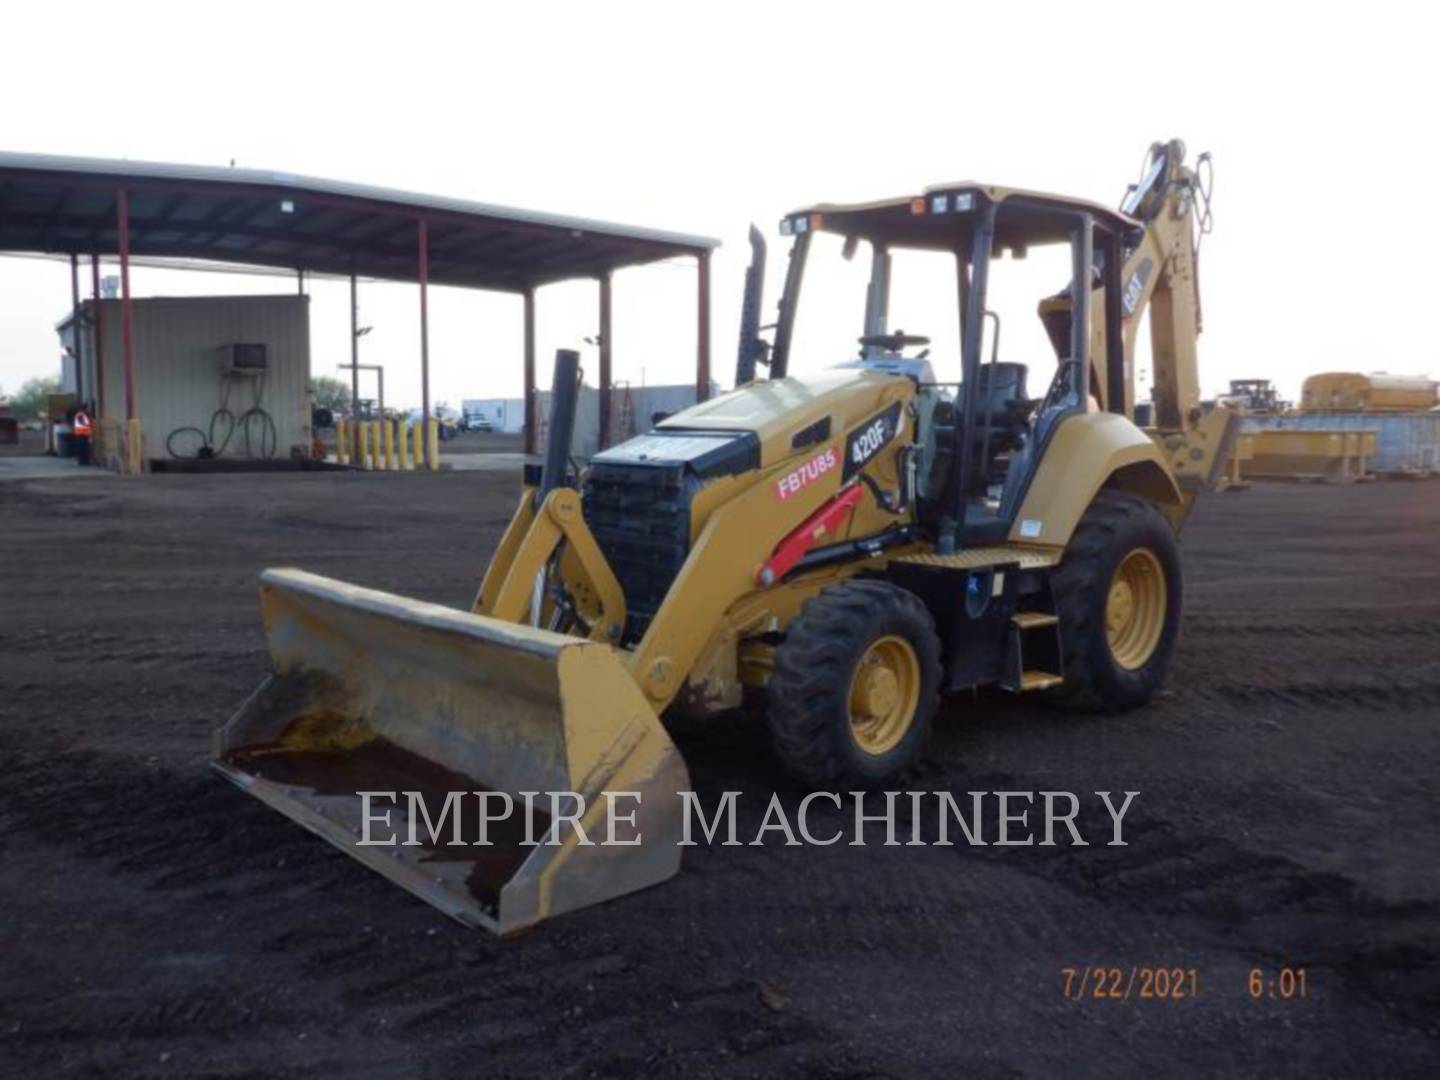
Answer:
[0,151,719,471]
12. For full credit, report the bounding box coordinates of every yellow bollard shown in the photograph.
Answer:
[124,418,145,475]
[356,419,370,470]
[369,420,383,470]
[335,420,348,464]
[397,421,411,470]
[412,420,424,467]
[383,419,396,471]
[426,419,440,471]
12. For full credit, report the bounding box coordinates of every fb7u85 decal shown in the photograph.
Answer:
[776,447,838,499]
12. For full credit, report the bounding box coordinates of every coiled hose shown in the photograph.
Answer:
[166,373,278,460]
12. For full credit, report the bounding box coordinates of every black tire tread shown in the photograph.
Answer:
[767,579,941,786]
[1045,490,1181,712]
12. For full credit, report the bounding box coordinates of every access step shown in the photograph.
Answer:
[1002,611,1064,693]
[890,545,1061,571]
[1019,670,1065,692]
[1011,611,1058,630]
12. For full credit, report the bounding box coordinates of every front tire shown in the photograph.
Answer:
[767,580,941,787]
[1045,490,1182,712]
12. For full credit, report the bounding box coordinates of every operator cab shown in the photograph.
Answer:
[754,184,1142,550]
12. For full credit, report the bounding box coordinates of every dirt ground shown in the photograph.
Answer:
[1,466,1437,1077]
[438,430,524,455]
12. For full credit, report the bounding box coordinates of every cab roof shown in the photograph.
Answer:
[782,183,1141,254]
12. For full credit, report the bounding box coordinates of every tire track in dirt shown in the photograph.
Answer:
[895,766,1440,1032]
[0,738,888,1077]
[0,630,260,667]
[1184,615,1440,641]
[6,468,1440,1073]
[1204,679,1440,711]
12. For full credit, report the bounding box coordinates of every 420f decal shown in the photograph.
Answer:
[843,402,903,481]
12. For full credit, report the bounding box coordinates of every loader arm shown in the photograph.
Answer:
[476,486,627,644]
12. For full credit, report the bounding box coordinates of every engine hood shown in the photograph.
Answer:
[656,368,910,466]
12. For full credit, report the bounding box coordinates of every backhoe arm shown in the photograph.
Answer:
[1114,141,1235,503]
[1040,140,1231,512]
[1111,139,1211,428]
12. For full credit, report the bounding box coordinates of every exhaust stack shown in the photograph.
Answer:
[539,347,581,502]
[734,225,767,385]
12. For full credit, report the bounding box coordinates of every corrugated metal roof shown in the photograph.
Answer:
[0,151,718,293]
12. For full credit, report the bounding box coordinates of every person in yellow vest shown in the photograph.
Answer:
[71,405,93,467]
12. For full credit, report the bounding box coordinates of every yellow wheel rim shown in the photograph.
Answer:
[847,635,921,756]
[1106,548,1167,670]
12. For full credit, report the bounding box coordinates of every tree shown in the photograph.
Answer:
[9,376,62,420]
[310,375,352,413]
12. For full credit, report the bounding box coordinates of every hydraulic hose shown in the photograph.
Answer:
[166,371,278,460]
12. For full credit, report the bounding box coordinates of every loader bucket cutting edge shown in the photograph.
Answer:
[211,568,690,935]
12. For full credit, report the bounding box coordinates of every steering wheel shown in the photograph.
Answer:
[858,331,931,353]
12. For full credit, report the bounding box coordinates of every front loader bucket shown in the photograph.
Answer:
[212,569,689,935]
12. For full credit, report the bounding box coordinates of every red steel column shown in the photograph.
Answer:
[418,218,431,467]
[349,272,362,461]
[522,287,537,455]
[597,271,613,449]
[90,255,106,418]
[69,255,83,402]
[117,189,137,421]
[696,250,711,402]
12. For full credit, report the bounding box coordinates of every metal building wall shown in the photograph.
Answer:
[87,295,311,461]
[1251,413,1440,475]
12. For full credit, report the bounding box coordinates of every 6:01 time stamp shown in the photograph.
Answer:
[1248,966,1309,1001]
[1060,965,1311,1003]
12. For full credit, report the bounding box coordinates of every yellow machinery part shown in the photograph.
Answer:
[1300,372,1438,413]
[1010,412,1184,545]
[1244,428,1376,483]
[212,568,688,935]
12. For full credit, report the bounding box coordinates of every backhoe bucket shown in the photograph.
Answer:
[212,568,689,935]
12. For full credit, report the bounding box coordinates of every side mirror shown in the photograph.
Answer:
[841,235,860,261]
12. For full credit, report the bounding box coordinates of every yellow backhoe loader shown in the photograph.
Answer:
[214,139,1233,934]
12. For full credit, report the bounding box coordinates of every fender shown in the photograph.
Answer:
[1008,412,1182,548]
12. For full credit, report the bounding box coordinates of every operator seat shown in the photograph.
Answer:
[972,362,1031,460]
[970,362,1032,488]
[924,361,1033,500]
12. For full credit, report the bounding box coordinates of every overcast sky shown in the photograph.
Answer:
[2,1,1435,412]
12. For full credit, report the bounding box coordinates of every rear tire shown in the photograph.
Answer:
[767,580,941,787]
[1045,490,1182,712]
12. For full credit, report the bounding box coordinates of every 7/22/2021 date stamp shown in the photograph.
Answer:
[1061,965,1310,1003]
